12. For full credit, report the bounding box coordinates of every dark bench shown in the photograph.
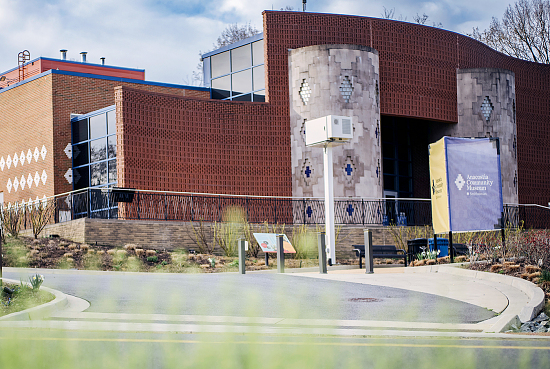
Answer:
[352,245,408,268]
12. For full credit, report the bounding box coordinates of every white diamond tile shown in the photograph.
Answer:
[6,155,12,169]
[27,149,32,164]
[41,145,47,160]
[20,175,26,190]
[6,178,12,193]
[20,151,25,166]
[64,168,73,184]
[64,143,72,159]
[34,147,40,162]
[0,157,4,171]
[13,153,18,168]
[27,173,33,189]
[34,172,40,187]
[41,169,47,185]
[13,177,19,192]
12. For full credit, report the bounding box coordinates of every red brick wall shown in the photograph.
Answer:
[263,11,550,205]
[51,73,210,196]
[115,86,290,196]
[0,75,54,204]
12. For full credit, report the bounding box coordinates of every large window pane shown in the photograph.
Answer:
[253,93,265,102]
[212,75,231,99]
[231,45,251,72]
[107,110,116,135]
[72,119,88,143]
[90,162,108,186]
[108,159,117,183]
[73,167,89,190]
[253,65,265,91]
[90,138,107,162]
[73,142,89,167]
[90,114,107,139]
[231,69,252,96]
[210,51,230,78]
[252,40,264,65]
[233,94,251,102]
[108,136,117,158]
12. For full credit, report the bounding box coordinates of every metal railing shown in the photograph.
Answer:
[4,187,550,229]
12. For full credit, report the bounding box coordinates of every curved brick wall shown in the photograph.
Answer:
[263,11,550,205]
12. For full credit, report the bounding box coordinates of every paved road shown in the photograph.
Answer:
[4,268,495,323]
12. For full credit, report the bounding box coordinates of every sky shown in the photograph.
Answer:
[0,0,512,86]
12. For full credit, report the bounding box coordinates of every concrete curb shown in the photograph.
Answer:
[0,278,68,321]
[404,264,546,331]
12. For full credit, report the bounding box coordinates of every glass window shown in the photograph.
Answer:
[90,138,107,162]
[253,93,265,102]
[231,69,252,96]
[233,94,251,102]
[73,142,89,167]
[73,167,89,190]
[90,113,107,139]
[90,162,107,186]
[108,136,117,158]
[212,75,231,99]
[72,119,88,143]
[211,51,230,78]
[231,45,251,72]
[252,40,264,65]
[108,160,117,183]
[253,65,265,91]
[107,110,116,135]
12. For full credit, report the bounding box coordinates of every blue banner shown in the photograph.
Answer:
[445,137,503,232]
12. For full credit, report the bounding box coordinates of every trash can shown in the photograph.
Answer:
[407,238,428,262]
[429,237,449,257]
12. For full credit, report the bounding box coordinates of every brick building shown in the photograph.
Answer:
[1,11,549,214]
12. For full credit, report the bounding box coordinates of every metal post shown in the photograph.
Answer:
[364,229,374,274]
[87,188,91,218]
[323,145,336,265]
[265,252,269,266]
[433,234,438,258]
[449,231,454,263]
[318,232,327,274]
[276,234,285,273]
[238,238,246,274]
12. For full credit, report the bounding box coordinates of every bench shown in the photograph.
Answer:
[352,245,408,268]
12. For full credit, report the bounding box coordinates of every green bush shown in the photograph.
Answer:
[147,256,158,262]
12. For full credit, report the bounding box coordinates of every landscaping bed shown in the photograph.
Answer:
[0,281,54,317]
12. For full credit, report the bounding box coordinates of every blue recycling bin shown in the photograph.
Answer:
[429,238,448,257]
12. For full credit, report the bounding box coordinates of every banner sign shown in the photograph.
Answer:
[429,137,503,233]
[253,233,296,253]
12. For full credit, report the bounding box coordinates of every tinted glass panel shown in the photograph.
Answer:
[73,167,89,190]
[398,161,411,176]
[73,142,89,167]
[212,75,230,99]
[231,69,252,96]
[253,93,265,102]
[89,114,107,139]
[231,45,251,72]
[252,40,264,65]
[383,159,395,175]
[252,65,265,91]
[108,159,117,183]
[399,177,411,193]
[107,110,116,134]
[211,51,230,78]
[384,175,396,191]
[108,136,117,158]
[233,94,251,102]
[72,119,88,143]
[91,162,108,186]
[90,138,107,162]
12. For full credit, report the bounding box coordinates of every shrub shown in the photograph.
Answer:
[146,256,158,262]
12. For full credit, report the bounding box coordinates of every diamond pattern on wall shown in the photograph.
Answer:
[20,175,26,190]
[33,147,40,162]
[6,179,12,193]
[41,145,47,160]
[299,79,311,105]
[34,172,40,187]
[301,158,314,185]
[13,153,18,168]
[20,151,25,166]
[6,155,11,169]
[13,177,19,192]
[339,76,353,103]
[0,157,4,171]
[64,168,73,184]
[26,149,32,164]
[41,169,48,185]
[481,96,494,122]
[27,173,33,189]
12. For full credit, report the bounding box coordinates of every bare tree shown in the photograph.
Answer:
[413,13,429,25]
[469,0,550,64]
[0,204,23,238]
[29,200,56,239]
